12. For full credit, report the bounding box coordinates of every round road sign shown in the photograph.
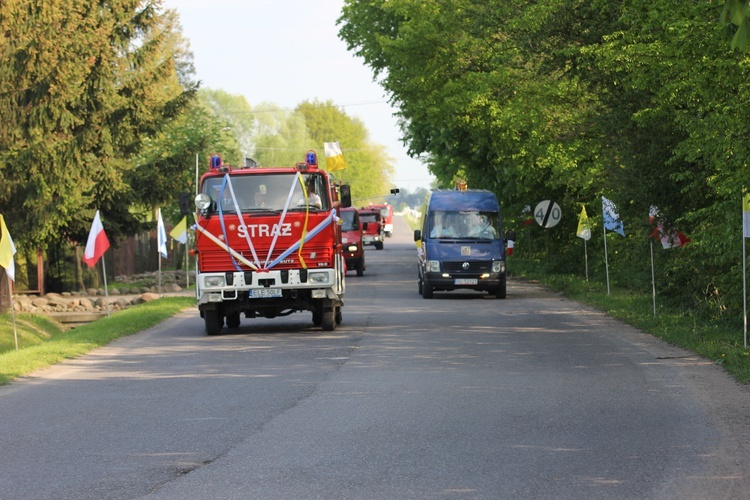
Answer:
[534,200,562,228]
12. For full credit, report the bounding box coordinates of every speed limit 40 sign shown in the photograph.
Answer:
[534,200,562,228]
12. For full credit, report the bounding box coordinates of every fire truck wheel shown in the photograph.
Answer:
[204,310,222,336]
[312,311,322,326]
[335,307,342,325]
[226,312,241,328]
[321,308,336,331]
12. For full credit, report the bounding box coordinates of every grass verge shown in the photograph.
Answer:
[0,297,195,386]
[510,257,750,384]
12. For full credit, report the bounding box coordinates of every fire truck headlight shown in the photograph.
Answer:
[195,193,212,210]
[492,261,505,273]
[309,272,329,284]
[204,276,226,288]
[347,245,358,252]
[311,289,327,299]
[427,260,441,273]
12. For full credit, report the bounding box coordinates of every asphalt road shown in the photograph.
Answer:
[2,216,750,499]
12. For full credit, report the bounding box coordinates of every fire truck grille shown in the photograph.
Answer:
[442,261,491,272]
[199,246,334,272]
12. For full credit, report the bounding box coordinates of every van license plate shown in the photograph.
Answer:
[250,288,282,298]
[454,278,478,285]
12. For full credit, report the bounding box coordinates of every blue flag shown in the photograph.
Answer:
[602,196,625,236]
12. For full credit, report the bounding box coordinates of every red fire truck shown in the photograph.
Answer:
[339,207,366,276]
[192,152,350,334]
[358,207,384,250]
[370,203,394,237]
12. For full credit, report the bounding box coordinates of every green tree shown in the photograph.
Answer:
[0,0,196,250]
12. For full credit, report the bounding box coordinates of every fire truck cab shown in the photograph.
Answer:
[339,207,366,276]
[358,207,384,250]
[193,152,350,334]
[370,203,394,237]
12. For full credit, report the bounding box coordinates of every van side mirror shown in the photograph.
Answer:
[506,230,516,241]
[339,185,352,208]
[414,229,421,241]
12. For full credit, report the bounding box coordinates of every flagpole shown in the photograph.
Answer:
[8,275,18,350]
[650,240,656,318]
[100,255,110,318]
[584,240,589,281]
[603,222,610,295]
[744,222,747,349]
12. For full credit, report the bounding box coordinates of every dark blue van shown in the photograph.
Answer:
[414,189,509,299]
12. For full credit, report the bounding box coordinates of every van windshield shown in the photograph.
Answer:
[428,211,500,240]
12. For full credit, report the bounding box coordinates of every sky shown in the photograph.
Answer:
[161,0,435,192]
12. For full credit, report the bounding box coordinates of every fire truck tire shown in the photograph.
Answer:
[321,308,336,331]
[226,312,241,328]
[335,307,342,325]
[312,311,322,326]
[204,310,222,336]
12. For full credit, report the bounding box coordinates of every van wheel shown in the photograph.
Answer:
[418,276,423,295]
[422,282,433,299]
[356,259,364,276]
[493,281,507,299]
[204,310,222,336]
[375,242,383,250]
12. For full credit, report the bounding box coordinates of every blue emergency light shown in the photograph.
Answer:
[210,155,222,170]
[307,151,317,166]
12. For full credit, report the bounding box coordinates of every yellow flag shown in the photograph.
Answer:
[169,215,188,244]
[324,142,348,171]
[576,206,591,241]
[744,194,750,238]
[0,214,17,281]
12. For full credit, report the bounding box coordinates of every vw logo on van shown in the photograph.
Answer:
[462,262,470,270]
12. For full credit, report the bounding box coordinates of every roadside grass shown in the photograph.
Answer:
[510,257,750,384]
[0,297,195,386]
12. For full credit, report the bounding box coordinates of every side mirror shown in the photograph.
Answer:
[506,230,516,242]
[390,188,400,195]
[339,185,352,208]
[178,192,192,215]
[414,229,421,242]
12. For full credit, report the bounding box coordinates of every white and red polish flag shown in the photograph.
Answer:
[82,210,110,267]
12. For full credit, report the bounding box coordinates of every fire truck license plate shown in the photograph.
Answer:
[454,278,478,285]
[249,288,282,298]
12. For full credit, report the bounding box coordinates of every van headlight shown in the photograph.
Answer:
[204,276,226,288]
[347,245,358,252]
[309,271,329,284]
[427,260,441,272]
[492,261,505,273]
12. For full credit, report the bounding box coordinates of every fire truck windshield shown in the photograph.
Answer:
[202,173,330,212]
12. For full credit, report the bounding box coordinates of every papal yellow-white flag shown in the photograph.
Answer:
[576,206,591,241]
[324,142,348,172]
[170,216,188,244]
[0,214,17,281]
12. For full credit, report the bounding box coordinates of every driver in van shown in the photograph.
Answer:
[430,213,459,238]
